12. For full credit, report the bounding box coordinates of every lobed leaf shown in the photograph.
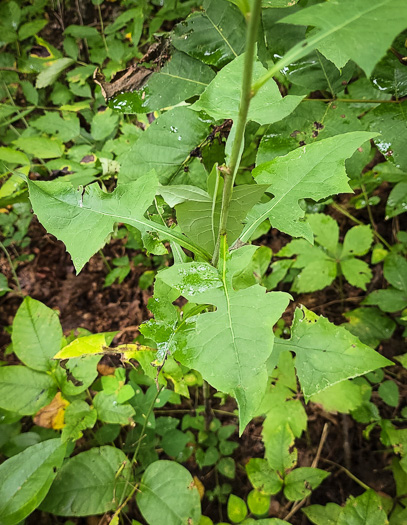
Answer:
[241,132,377,243]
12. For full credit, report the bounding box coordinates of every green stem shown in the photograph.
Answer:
[0,241,23,295]
[332,202,392,250]
[99,249,112,272]
[97,3,109,54]
[212,0,262,266]
[132,385,164,465]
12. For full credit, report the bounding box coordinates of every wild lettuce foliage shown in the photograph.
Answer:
[0,0,406,524]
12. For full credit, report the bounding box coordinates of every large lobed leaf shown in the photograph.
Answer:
[274,307,392,399]
[240,131,377,243]
[158,245,291,432]
[279,0,407,77]
[27,173,210,273]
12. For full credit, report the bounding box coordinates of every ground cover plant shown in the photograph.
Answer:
[0,0,407,524]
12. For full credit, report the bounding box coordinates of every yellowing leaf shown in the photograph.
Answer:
[33,392,69,429]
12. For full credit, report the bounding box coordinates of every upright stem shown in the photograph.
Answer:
[212,0,262,266]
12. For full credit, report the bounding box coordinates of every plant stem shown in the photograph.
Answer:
[98,249,112,272]
[0,241,23,295]
[212,0,262,266]
[132,385,163,465]
[97,3,109,54]
[332,202,392,250]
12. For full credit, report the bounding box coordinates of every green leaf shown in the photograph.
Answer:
[91,108,119,141]
[341,225,373,258]
[277,238,337,293]
[192,53,303,124]
[93,391,135,424]
[337,490,387,525]
[245,458,283,496]
[167,184,268,254]
[276,307,393,399]
[341,258,372,291]
[263,423,297,476]
[41,446,131,516]
[386,181,407,219]
[283,467,329,501]
[31,112,80,143]
[256,100,371,179]
[366,101,407,171]
[247,489,271,517]
[172,0,246,68]
[55,332,116,359]
[61,400,97,443]
[137,460,201,525]
[242,132,376,243]
[28,173,208,272]
[343,307,396,348]
[12,297,62,372]
[307,213,339,256]
[36,58,75,89]
[110,51,216,114]
[378,379,399,407]
[0,147,30,166]
[13,136,64,159]
[311,380,364,414]
[280,0,407,77]
[384,253,407,292]
[57,355,101,396]
[263,0,299,5]
[0,366,57,415]
[363,254,407,312]
[228,494,248,523]
[159,247,291,432]
[18,19,48,41]
[303,503,342,525]
[0,439,66,525]
[118,107,211,185]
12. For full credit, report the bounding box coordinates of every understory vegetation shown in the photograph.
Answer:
[0,0,407,524]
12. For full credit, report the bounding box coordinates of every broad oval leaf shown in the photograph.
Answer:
[0,438,66,525]
[40,446,131,516]
[0,366,58,415]
[137,460,201,525]
[12,297,62,372]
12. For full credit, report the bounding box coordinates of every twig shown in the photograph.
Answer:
[283,423,329,522]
